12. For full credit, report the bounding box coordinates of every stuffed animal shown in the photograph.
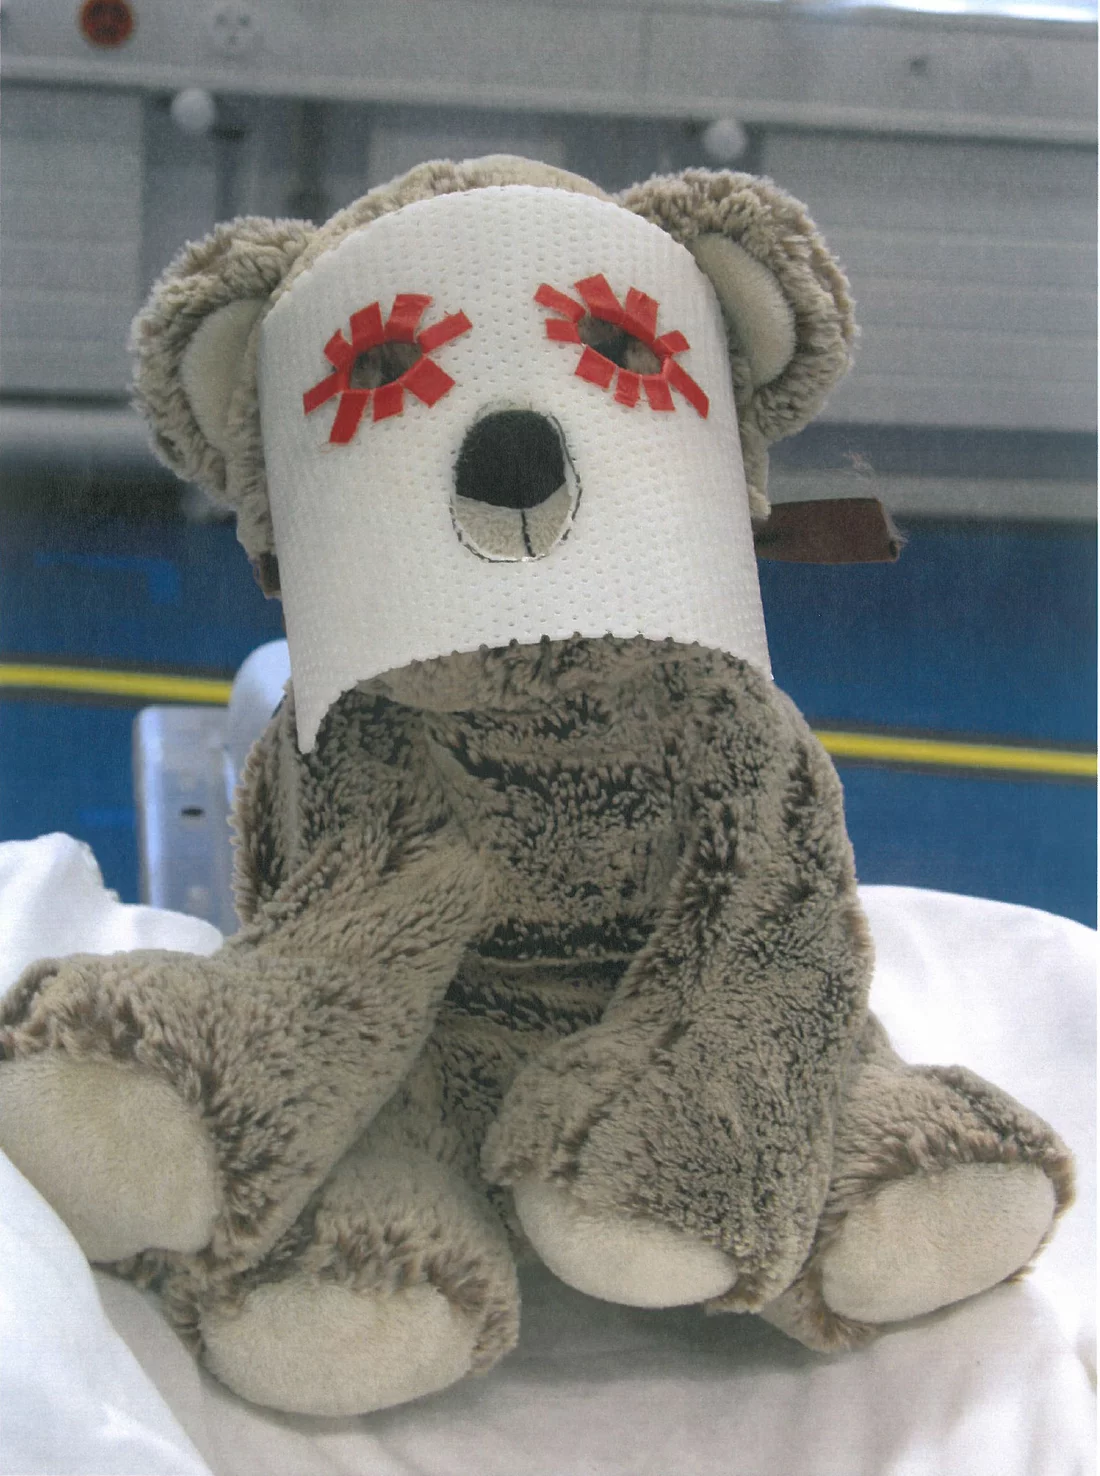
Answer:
[0,157,1072,1418]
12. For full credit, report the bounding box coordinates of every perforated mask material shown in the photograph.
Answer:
[259,187,770,751]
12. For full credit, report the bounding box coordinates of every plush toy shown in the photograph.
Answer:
[0,157,1073,1418]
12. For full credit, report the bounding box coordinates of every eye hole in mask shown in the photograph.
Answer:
[302,295,472,443]
[576,316,661,375]
[536,276,709,418]
[349,339,423,390]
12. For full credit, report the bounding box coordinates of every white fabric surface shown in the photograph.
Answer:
[0,835,220,1476]
[261,187,770,750]
[0,835,1094,1476]
[0,833,222,971]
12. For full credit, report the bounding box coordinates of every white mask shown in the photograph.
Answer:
[260,185,770,751]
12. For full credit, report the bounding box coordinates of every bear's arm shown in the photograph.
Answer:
[231,684,482,932]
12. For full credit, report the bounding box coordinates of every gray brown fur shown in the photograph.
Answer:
[0,636,1072,1379]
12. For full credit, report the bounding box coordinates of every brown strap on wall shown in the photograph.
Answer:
[754,498,902,564]
[251,552,282,598]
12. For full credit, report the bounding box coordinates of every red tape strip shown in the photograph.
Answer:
[665,360,709,419]
[546,318,581,344]
[622,288,659,345]
[329,389,370,443]
[535,283,585,323]
[643,374,675,412]
[654,329,690,357]
[417,311,472,353]
[372,381,405,420]
[575,346,616,389]
[614,370,641,407]
[403,355,454,407]
[384,294,432,343]
[349,302,385,352]
[575,274,624,326]
[324,330,354,371]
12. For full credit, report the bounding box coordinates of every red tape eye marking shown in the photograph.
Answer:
[643,375,675,412]
[575,347,616,390]
[385,293,432,343]
[350,302,385,352]
[538,278,708,418]
[665,360,709,419]
[304,296,467,441]
[417,311,472,353]
[372,382,405,421]
[535,283,585,323]
[622,288,659,345]
[329,389,371,443]
[545,318,581,344]
[614,370,641,408]
[575,274,624,326]
[403,355,454,407]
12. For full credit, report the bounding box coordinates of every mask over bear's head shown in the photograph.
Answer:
[132,157,855,751]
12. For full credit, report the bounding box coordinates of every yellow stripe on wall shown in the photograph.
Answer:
[0,662,1094,780]
[816,729,1096,780]
[0,663,233,705]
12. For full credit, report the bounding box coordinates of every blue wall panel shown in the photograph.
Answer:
[760,522,1096,746]
[1,512,284,672]
[838,765,1095,926]
[0,700,138,901]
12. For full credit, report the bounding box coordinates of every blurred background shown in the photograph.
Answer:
[0,0,1095,926]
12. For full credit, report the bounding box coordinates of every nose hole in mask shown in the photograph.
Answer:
[452,410,580,561]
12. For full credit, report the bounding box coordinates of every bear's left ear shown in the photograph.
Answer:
[617,170,856,519]
[131,215,314,575]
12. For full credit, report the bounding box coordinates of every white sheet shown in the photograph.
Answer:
[0,836,220,1476]
[1,834,1094,1476]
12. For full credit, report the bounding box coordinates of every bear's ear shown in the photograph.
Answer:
[131,216,313,559]
[616,170,855,518]
[177,296,269,457]
[686,234,797,391]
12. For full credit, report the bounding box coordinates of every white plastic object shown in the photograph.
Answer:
[169,88,217,136]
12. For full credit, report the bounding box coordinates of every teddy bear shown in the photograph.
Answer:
[0,156,1073,1418]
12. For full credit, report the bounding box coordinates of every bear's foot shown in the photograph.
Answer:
[513,1178,736,1307]
[0,946,443,1269]
[749,1019,1073,1351]
[0,1055,218,1262]
[485,1016,831,1311]
[202,1276,479,1417]
[175,1132,521,1416]
[817,1161,1054,1324]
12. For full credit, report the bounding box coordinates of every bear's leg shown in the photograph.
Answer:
[0,948,441,1271]
[0,834,482,1268]
[166,1119,520,1417]
[749,1014,1073,1350]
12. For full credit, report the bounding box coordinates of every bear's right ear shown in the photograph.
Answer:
[131,216,313,557]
